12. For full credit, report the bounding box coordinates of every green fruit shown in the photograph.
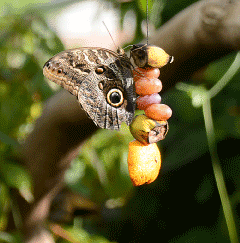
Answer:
[129,114,168,145]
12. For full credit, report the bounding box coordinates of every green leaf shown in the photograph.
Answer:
[137,0,153,15]
[0,162,32,199]
[0,131,20,148]
[0,232,15,243]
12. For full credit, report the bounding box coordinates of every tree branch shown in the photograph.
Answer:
[149,0,240,91]
[20,91,97,242]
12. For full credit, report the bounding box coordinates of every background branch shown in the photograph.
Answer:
[20,92,97,242]
[150,0,240,91]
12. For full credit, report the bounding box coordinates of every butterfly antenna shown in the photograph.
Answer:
[102,21,118,50]
[146,0,149,44]
[123,44,133,51]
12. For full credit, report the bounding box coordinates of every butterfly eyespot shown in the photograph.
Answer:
[107,88,124,107]
[95,66,105,74]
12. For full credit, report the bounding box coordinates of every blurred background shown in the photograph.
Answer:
[0,0,240,242]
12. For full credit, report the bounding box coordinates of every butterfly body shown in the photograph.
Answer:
[43,47,135,130]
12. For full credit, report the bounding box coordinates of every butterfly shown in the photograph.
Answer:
[43,44,172,130]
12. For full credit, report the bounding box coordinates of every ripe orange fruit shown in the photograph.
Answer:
[127,139,161,186]
[145,104,172,121]
[136,93,161,110]
[133,67,160,80]
[135,78,162,96]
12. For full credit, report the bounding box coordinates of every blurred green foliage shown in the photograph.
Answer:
[0,6,65,242]
[0,0,240,242]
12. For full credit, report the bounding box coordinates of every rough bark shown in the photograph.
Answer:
[149,0,240,91]
[19,0,240,241]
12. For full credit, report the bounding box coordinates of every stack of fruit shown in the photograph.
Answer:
[128,44,173,186]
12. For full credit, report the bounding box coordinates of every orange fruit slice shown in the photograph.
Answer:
[133,67,160,80]
[135,77,162,96]
[127,140,161,186]
[145,104,172,121]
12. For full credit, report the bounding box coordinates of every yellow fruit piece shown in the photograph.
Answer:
[131,44,173,68]
[128,140,161,186]
[147,46,173,68]
[129,115,169,145]
[129,114,157,145]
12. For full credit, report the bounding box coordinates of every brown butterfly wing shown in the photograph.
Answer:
[43,47,135,130]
